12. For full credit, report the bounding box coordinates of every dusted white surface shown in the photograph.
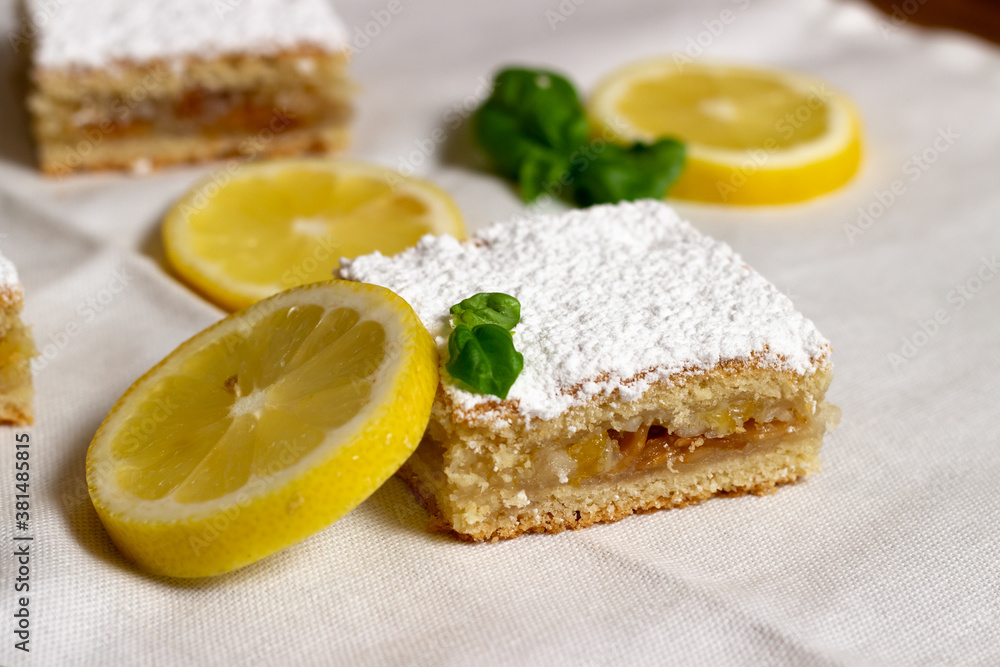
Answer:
[342,200,830,423]
[2,0,1000,665]
[27,0,348,69]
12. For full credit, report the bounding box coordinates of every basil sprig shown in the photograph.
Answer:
[445,293,523,399]
[471,68,589,203]
[472,67,686,206]
[573,139,686,207]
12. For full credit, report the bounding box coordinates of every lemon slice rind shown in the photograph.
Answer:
[162,158,465,310]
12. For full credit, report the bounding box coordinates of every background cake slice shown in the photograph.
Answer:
[25,0,353,175]
[340,200,837,541]
[0,250,35,425]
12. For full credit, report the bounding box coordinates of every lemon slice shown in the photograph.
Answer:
[163,159,465,311]
[588,59,863,205]
[86,280,438,578]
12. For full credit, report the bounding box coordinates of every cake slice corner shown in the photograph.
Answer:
[341,199,838,541]
[0,251,35,426]
[24,0,354,175]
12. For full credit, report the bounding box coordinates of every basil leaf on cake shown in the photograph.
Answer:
[444,292,524,399]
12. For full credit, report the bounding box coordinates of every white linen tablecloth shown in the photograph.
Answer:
[1,0,998,664]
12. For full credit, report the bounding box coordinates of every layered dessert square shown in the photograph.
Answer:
[341,200,837,541]
[25,0,353,175]
[0,250,35,425]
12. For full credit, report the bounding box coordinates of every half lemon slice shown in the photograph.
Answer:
[588,59,863,205]
[87,280,438,578]
[163,158,465,310]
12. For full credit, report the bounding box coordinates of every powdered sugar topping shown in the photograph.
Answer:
[29,0,348,70]
[341,200,831,423]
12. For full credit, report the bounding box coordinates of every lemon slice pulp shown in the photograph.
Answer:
[87,280,438,577]
[588,59,863,205]
[163,158,465,310]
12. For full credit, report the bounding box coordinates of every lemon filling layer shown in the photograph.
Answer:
[557,417,822,484]
[410,402,837,528]
[0,310,36,425]
[0,314,35,394]
[71,86,348,136]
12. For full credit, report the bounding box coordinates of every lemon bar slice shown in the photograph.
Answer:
[341,200,837,540]
[24,0,353,175]
[0,250,35,425]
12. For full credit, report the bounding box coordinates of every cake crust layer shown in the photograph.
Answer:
[398,435,822,542]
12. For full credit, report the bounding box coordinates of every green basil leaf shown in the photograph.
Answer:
[446,324,524,399]
[572,138,686,206]
[518,149,570,203]
[472,67,589,202]
[450,292,521,330]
